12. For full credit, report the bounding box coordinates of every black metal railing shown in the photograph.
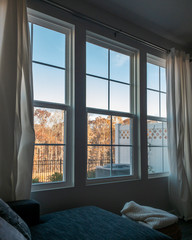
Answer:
[32,159,63,183]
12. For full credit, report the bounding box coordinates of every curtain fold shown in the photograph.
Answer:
[0,0,35,201]
[167,48,192,220]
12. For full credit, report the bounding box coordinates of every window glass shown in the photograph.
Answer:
[110,50,130,83]
[112,116,132,145]
[147,63,159,90]
[160,67,166,92]
[33,145,64,183]
[147,56,169,175]
[147,120,163,146]
[147,90,159,116]
[87,114,111,145]
[112,146,132,176]
[33,63,65,104]
[87,146,111,179]
[30,15,73,188]
[34,107,65,144]
[87,114,133,179]
[161,93,167,117]
[110,82,130,112]
[86,35,137,181]
[86,76,108,109]
[86,42,108,78]
[148,147,163,173]
[33,24,65,67]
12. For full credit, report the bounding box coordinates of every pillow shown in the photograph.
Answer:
[0,199,31,240]
[0,217,27,240]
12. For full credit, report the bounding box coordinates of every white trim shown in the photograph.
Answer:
[147,54,169,178]
[86,32,139,184]
[28,9,74,35]
[148,172,169,179]
[29,9,75,192]
[147,53,166,68]
[87,31,138,58]
[87,174,139,186]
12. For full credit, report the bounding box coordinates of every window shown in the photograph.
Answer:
[86,32,138,182]
[28,11,74,189]
[147,54,169,175]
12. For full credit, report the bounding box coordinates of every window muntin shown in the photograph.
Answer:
[87,113,133,179]
[147,61,167,118]
[147,55,169,175]
[86,41,132,113]
[33,24,66,68]
[29,12,74,188]
[33,63,66,104]
[86,33,137,181]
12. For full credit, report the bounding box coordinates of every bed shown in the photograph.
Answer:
[29,205,172,240]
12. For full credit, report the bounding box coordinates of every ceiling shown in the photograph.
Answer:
[81,0,192,49]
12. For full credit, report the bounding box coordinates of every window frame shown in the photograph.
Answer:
[28,9,75,191]
[147,54,169,178]
[86,32,139,185]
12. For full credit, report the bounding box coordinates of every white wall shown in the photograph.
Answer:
[27,0,183,215]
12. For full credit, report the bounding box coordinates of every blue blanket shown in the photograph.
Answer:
[30,206,172,240]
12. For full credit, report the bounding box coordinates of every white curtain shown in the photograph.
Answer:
[0,0,35,201]
[167,48,192,220]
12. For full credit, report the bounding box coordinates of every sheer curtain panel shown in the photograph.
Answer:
[167,49,192,220]
[0,0,34,201]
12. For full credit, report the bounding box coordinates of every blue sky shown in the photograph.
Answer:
[147,63,166,117]
[30,23,166,118]
[86,42,130,112]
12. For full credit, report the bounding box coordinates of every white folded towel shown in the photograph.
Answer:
[121,201,178,229]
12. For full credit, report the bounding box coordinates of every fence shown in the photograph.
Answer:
[32,159,63,183]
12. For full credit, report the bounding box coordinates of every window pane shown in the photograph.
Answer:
[110,82,130,112]
[160,67,166,92]
[112,116,132,145]
[148,147,163,173]
[112,146,132,176]
[147,63,159,90]
[147,120,163,146]
[86,42,108,78]
[33,63,65,104]
[34,107,65,144]
[33,145,64,183]
[86,76,108,109]
[87,114,111,145]
[87,146,111,179]
[161,93,167,118]
[147,90,159,116]
[33,24,65,68]
[162,122,168,146]
[110,50,130,83]
[163,147,169,172]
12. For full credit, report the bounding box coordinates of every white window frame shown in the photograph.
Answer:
[28,9,75,191]
[147,54,169,178]
[86,31,139,185]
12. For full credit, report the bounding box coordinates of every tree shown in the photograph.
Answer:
[87,115,130,176]
[49,172,63,182]
[33,108,64,182]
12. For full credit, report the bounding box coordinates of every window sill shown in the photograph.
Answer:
[148,172,169,179]
[31,181,74,192]
[86,175,139,186]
